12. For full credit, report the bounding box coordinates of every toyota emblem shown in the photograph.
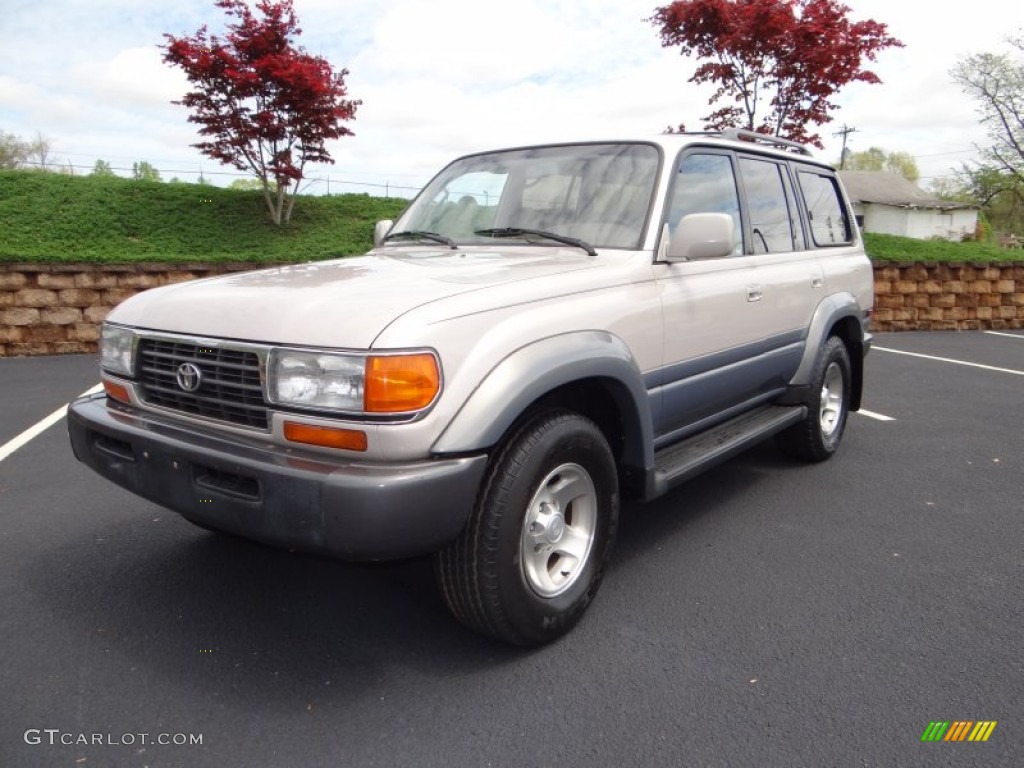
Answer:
[175,362,203,392]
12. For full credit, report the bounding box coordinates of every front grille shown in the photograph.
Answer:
[137,339,269,429]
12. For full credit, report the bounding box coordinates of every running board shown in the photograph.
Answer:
[649,404,806,499]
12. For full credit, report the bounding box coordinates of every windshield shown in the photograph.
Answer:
[392,143,660,250]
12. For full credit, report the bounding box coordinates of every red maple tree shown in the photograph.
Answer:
[162,0,360,225]
[650,0,902,147]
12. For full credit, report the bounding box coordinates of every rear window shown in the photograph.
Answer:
[797,170,854,246]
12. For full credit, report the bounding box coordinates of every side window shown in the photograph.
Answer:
[797,170,854,246]
[737,157,797,254]
[668,153,742,256]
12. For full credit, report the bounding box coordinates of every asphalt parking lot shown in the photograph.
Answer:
[1,331,1021,768]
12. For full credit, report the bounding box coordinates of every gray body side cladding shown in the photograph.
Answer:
[432,331,655,472]
[789,293,869,387]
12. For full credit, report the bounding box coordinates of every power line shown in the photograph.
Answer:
[914,148,979,158]
[833,124,858,169]
[58,150,432,180]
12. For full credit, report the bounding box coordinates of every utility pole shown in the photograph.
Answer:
[834,125,857,169]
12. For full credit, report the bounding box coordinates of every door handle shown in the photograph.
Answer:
[811,275,823,289]
[746,284,763,302]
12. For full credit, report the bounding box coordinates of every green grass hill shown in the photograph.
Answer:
[0,169,1017,264]
[860,232,1012,263]
[0,170,408,263]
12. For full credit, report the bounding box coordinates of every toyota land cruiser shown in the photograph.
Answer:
[68,129,873,645]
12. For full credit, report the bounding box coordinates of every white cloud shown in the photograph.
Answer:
[75,46,189,109]
[0,0,1015,191]
[0,76,40,107]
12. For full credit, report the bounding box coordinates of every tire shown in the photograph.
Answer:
[776,335,852,462]
[434,409,619,646]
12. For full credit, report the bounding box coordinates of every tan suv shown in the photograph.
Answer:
[69,130,873,645]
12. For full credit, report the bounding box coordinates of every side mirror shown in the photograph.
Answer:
[665,213,735,262]
[373,220,394,247]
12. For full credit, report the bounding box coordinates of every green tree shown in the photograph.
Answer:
[928,175,970,201]
[844,146,885,171]
[27,131,53,170]
[955,164,1024,234]
[952,36,1024,183]
[0,131,31,169]
[952,37,1024,233]
[0,130,57,170]
[91,159,116,177]
[230,177,275,191]
[842,146,919,181]
[132,161,162,182]
[886,151,920,182]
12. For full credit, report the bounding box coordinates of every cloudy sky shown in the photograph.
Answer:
[1,0,1019,197]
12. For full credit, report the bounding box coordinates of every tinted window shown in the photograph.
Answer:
[738,157,798,254]
[797,170,854,246]
[667,153,742,255]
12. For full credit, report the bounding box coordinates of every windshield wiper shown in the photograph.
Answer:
[383,230,458,249]
[474,227,597,256]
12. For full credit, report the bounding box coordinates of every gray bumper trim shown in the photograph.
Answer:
[68,394,487,561]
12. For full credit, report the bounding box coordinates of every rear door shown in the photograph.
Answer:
[793,166,867,307]
[733,153,824,357]
[653,149,821,446]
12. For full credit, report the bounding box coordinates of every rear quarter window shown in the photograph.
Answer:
[797,170,854,246]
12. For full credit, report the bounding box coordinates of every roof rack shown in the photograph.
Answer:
[719,128,813,156]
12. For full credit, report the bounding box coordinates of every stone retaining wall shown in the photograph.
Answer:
[872,261,1024,332]
[0,263,257,357]
[2,260,1024,356]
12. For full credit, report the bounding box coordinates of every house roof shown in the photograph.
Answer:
[838,171,976,211]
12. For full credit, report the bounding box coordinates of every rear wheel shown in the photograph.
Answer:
[435,409,619,646]
[777,335,852,461]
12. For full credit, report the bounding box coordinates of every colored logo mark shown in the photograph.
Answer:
[921,721,997,742]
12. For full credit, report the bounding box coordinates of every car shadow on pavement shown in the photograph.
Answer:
[21,438,795,708]
[613,440,793,566]
[22,514,525,713]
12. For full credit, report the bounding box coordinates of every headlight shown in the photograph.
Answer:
[100,323,136,376]
[269,351,366,411]
[267,350,440,414]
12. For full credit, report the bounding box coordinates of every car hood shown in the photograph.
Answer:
[108,247,608,348]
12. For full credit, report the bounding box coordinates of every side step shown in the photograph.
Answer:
[650,404,806,499]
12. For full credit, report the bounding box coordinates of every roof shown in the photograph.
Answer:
[479,131,834,171]
[838,170,976,211]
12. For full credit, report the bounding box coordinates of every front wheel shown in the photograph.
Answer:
[777,335,852,462]
[434,409,619,646]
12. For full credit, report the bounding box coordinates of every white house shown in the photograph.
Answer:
[838,171,978,241]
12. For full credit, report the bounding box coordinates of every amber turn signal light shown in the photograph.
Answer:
[364,353,440,413]
[102,379,131,404]
[283,421,368,452]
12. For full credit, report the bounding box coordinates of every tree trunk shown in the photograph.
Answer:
[261,180,284,226]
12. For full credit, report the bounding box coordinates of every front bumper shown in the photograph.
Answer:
[67,394,488,561]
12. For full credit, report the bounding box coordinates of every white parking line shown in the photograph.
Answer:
[874,346,1024,376]
[0,383,102,463]
[857,409,895,422]
[985,331,1024,340]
